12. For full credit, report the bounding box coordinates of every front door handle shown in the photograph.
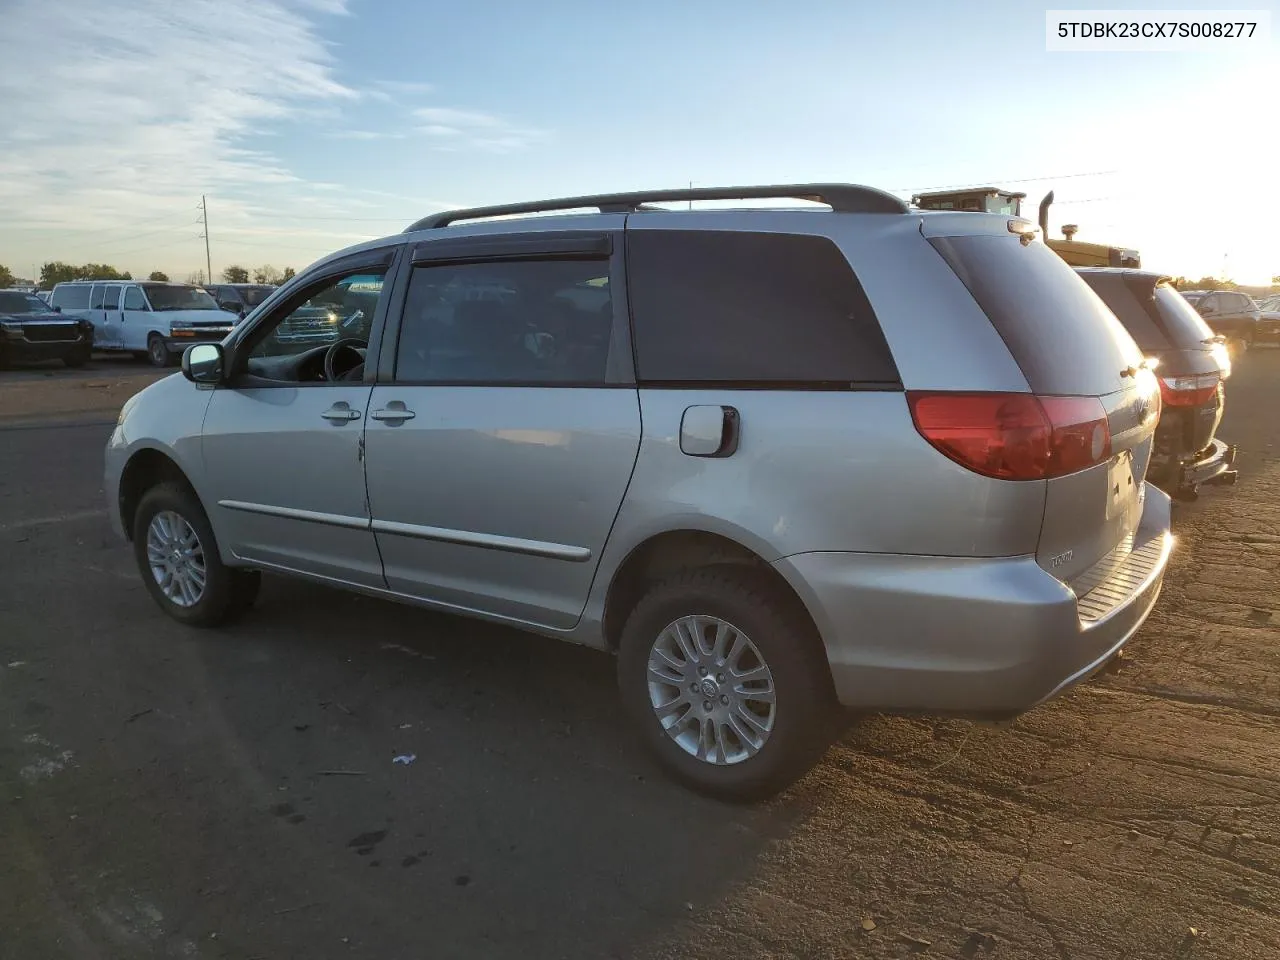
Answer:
[321,402,361,423]
[370,401,415,423]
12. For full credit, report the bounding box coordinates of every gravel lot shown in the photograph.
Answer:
[1,352,1278,959]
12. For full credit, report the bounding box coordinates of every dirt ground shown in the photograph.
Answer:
[1,351,1278,960]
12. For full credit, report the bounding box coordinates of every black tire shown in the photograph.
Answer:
[147,334,174,368]
[64,347,90,368]
[617,567,836,802]
[132,481,261,627]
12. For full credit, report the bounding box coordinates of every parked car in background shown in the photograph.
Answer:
[203,283,277,318]
[50,280,240,367]
[1254,294,1280,346]
[0,289,94,369]
[105,183,1172,800]
[1079,269,1236,498]
[1179,289,1260,355]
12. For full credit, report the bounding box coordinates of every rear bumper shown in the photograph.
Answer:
[775,484,1173,717]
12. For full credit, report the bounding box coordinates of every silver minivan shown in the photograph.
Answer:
[50,280,240,367]
[104,184,1172,799]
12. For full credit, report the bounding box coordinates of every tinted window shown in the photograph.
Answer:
[1152,284,1216,346]
[241,285,275,307]
[930,235,1142,396]
[90,285,106,310]
[1233,294,1255,313]
[395,260,612,384]
[627,230,897,385]
[1078,273,1168,351]
[124,286,147,310]
[102,285,120,310]
[1198,294,1220,314]
[52,285,91,309]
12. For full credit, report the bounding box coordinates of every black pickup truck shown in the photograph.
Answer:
[0,290,94,369]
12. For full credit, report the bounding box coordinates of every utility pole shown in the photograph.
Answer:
[688,181,694,210]
[201,195,212,285]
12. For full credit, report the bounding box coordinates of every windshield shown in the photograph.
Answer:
[0,292,50,314]
[141,284,220,311]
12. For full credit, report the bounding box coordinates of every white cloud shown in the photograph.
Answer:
[412,106,546,153]
[0,0,544,276]
[367,79,436,102]
[0,0,362,271]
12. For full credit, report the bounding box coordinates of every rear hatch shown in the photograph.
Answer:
[928,231,1160,583]
[1079,272,1227,458]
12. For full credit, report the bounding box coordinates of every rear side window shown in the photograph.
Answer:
[1152,284,1216,346]
[90,285,106,310]
[1078,273,1167,351]
[53,285,91,309]
[102,285,120,310]
[626,230,899,386]
[930,235,1142,396]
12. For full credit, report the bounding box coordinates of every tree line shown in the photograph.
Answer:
[0,262,297,291]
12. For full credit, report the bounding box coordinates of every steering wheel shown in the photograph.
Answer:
[323,337,368,382]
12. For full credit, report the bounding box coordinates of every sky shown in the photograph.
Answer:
[0,0,1276,285]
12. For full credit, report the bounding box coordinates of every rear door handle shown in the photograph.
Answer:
[321,402,361,423]
[370,401,415,423]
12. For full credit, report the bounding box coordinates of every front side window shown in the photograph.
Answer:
[124,286,147,310]
[90,285,106,310]
[241,286,275,307]
[102,285,121,310]
[142,284,219,311]
[244,270,387,372]
[394,259,613,384]
[627,230,898,386]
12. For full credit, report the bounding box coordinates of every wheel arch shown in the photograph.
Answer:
[600,528,827,670]
[117,446,198,542]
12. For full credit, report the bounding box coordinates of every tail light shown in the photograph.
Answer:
[1159,373,1219,407]
[907,392,1111,481]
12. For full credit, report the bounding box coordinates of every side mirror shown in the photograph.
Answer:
[182,342,224,384]
[53,305,62,313]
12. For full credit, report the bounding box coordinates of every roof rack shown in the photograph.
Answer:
[405,183,908,231]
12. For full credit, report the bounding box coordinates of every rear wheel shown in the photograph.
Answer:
[617,567,836,801]
[132,482,260,627]
[147,334,174,368]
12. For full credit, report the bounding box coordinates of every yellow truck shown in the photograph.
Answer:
[911,188,1140,268]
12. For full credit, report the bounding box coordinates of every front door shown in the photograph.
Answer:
[199,253,400,587]
[120,284,149,350]
[363,229,641,630]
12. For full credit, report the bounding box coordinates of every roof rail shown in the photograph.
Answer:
[404,183,908,231]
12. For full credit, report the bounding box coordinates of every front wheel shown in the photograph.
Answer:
[64,347,90,368]
[147,334,174,368]
[132,482,261,627]
[617,568,836,802]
